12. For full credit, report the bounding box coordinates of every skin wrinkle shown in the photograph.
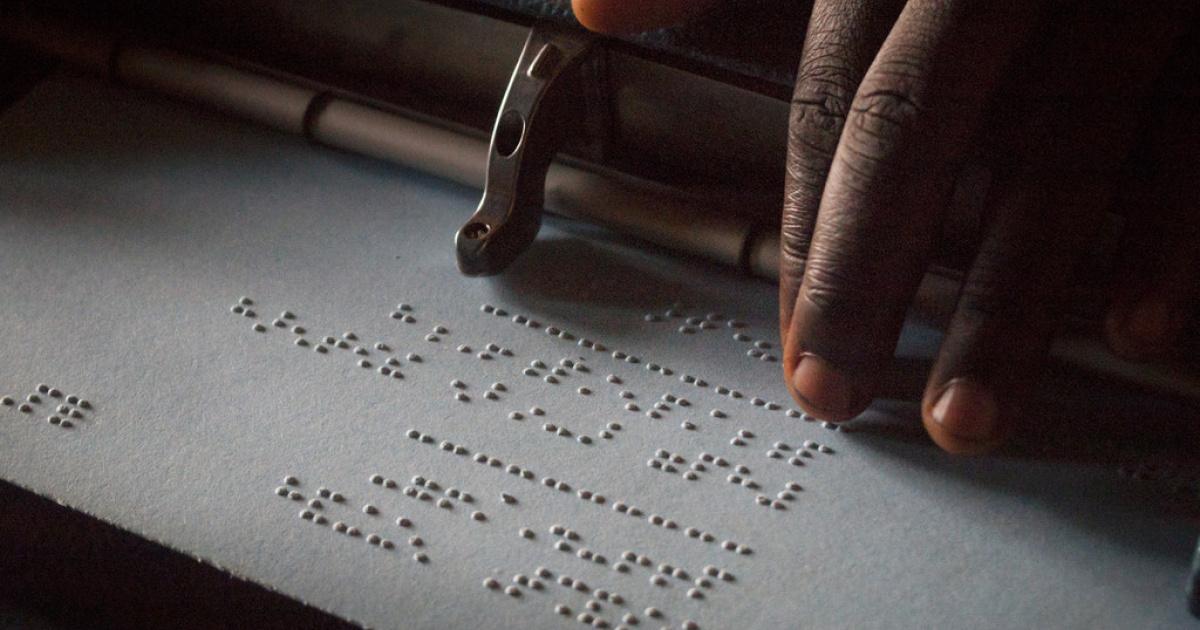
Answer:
[790,0,1041,423]
[577,0,1200,454]
[780,0,908,334]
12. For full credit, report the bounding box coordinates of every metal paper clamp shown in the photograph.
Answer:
[455,22,596,276]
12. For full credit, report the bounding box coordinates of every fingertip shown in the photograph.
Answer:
[571,0,724,35]
[570,0,632,34]
[788,354,871,422]
[921,378,1004,456]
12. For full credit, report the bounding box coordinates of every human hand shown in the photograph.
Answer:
[572,0,1200,454]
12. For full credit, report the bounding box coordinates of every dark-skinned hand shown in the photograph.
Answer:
[571,0,1200,454]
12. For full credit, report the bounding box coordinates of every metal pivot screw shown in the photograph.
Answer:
[455,23,596,276]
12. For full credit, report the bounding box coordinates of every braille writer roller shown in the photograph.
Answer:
[2,0,1196,401]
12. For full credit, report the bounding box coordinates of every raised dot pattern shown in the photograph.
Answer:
[241,298,857,628]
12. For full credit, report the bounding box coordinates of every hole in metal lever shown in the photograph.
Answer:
[454,23,596,277]
[494,110,524,158]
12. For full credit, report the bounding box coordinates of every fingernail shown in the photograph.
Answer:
[929,379,997,443]
[790,354,864,420]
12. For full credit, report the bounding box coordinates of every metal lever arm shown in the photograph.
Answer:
[455,23,595,276]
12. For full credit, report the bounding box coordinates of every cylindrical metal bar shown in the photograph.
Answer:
[545,164,747,268]
[314,99,490,188]
[115,45,316,136]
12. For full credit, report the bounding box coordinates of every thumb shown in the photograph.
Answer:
[571,0,727,34]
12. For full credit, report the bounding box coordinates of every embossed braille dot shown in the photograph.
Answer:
[557,428,571,438]
[650,575,667,587]
[680,421,695,430]
[47,416,61,425]
[358,359,372,368]
[730,438,745,446]
[288,491,304,501]
[628,507,644,517]
[544,375,559,384]
[314,345,327,353]
[414,552,429,563]
[646,608,662,619]
[308,499,323,509]
[555,540,571,552]
[275,486,289,497]
[551,367,567,377]
[346,526,361,537]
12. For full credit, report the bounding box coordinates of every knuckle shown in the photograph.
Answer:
[846,88,923,149]
[800,258,874,316]
[789,96,846,164]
